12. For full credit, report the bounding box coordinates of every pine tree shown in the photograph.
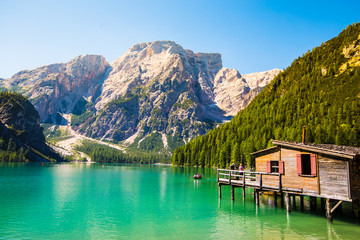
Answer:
[7,138,16,152]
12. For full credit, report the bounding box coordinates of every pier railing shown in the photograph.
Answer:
[217,169,282,191]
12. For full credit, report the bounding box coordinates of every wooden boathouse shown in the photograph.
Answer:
[217,139,360,221]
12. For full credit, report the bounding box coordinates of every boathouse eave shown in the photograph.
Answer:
[250,146,279,157]
[272,140,359,160]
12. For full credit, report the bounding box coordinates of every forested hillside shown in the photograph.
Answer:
[0,91,61,162]
[75,140,170,164]
[173,23,360,168]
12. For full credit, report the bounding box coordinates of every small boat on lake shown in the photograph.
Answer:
[194,174,202,179]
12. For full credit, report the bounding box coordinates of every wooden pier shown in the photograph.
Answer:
[217,168,352,221]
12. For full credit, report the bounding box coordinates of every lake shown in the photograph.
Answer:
[0,163,360,239]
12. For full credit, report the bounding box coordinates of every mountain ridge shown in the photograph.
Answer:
[0,41,280,152]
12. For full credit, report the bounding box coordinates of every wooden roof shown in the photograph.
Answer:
[251,140,360,160]
[250,146,279,157]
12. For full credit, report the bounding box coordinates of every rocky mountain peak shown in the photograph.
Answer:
[0,41,281,152]
[243,68,282,89]
[129,40,179,53]
[67,54,108,69]
[214,68,243,85]
[1,55,109,123]
[96,41,223,109]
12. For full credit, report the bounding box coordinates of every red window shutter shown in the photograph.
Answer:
[296,154,302,175]
[266,161,271,173]
[310,154,317,176]
[279,161,284,174]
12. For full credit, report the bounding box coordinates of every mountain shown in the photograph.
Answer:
[0,91,61,161]
[1,41,280,152]
[243,69,282,89]
[213,68,281,116]
[173,23,360,167]
[1,55,109,123]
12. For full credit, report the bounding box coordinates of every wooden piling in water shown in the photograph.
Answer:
[353,200,359,218]
[285,193,291,212]
[255,190,260,205]
[326,198,333,222]
[321,198,325,211]
[218,184,222,198]
[231,186,235,201]
[310,197,317,211]
[300,195,304,210]
[292,195,296,209]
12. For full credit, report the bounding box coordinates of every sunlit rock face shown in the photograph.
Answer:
[3,55,109,123]
[1,41,280,148]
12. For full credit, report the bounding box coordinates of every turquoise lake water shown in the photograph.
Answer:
[1,163,360,239]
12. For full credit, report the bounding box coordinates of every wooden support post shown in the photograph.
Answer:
[353,200,359,218]
[229,171,231,184]
[259,173,263,189]
[321,198,325,211]
[285,193,291,213]
[278,174,282,191]
[292,195,296,209]
[281,193,284,207]
[326,198,333,222]
[243,187,246,198]
[337,201,343,214]
[274,192,278,207]
[255,190,260,205]
[231,185,235,201]
[300,195,304,210]
[331,200,343,215]
[218,184,222,198]
[310,197,317,211]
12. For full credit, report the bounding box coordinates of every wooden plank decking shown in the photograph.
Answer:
[216,168,353,222]
[217,169,283,191]
[217,169,352,201]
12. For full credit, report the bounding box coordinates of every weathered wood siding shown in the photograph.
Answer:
[318,156,349,199]
[280,148,319,194]
[255,150,280,188]
[255,148,320,191]
[349,159,360,200]
[254,146,356,200]
[255,150,280,172]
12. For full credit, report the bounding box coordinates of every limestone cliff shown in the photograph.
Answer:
[1,41,280,150]
[3,55,109,123]
[242,69,282,89]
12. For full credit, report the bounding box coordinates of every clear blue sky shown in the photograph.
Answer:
[0,0,359,78]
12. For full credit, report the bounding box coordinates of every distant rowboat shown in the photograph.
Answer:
[194,174,202,179]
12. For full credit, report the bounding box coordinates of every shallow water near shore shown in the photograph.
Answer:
[0,162,360,239]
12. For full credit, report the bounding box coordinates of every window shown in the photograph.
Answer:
[271,161,279,173]
[266,161,284,174]
[297,154,316,176]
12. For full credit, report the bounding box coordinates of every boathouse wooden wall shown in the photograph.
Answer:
[255,148,280,188]
[349,160,360,200]
[255,147,355,201]
[318,155,349,199]
[280,148,319,194]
